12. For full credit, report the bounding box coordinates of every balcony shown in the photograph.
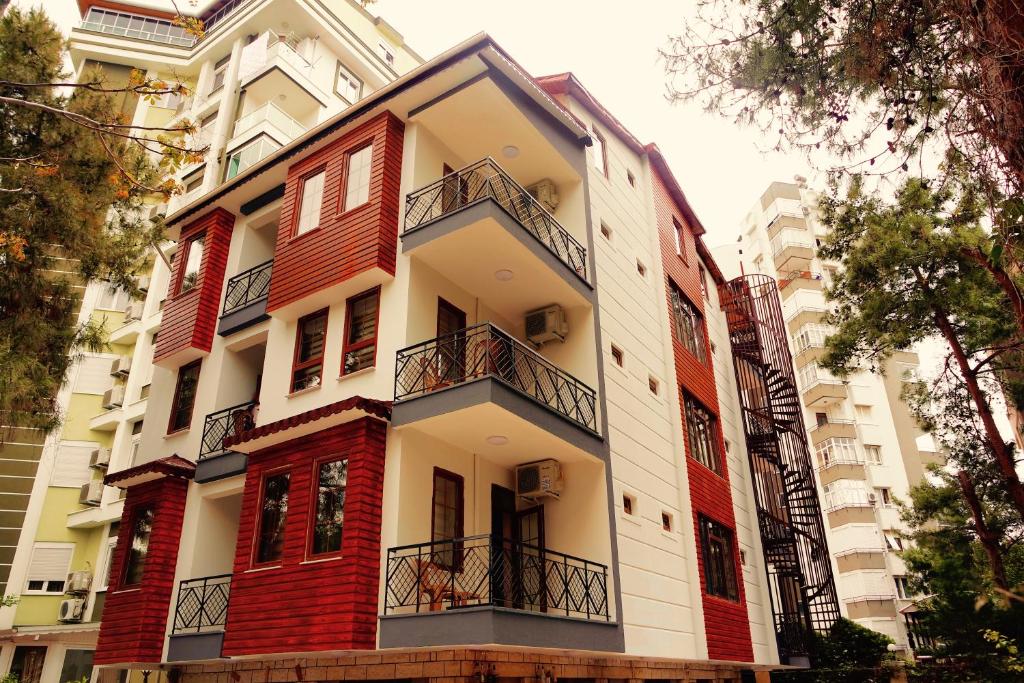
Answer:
[194,402,256,482]
[78,8,195,48]
[801,378,849,408]
[786,305,828,334]
[402,159,593,321]
[237,33,329,112]
[766,211,809,239]
[817,457,867,486]
[810,419,856,445]
[773,240,815,272]
[380,535,616,649]
[779,270,825,298]
[231,102,305,150]
[167,574,231,661]
[393,323,602,459]
[218,260,272,335]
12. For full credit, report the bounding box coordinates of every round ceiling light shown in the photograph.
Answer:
[501,145,520,159]
[486,435,509,446]
[494,269,514,281]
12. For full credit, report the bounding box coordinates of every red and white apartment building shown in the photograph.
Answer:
[66,1,842,681]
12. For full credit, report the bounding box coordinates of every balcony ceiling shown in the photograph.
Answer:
[241,71,324,124]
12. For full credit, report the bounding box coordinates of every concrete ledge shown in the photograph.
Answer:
[218,298,269,337]
[379,606,623,652]
[167,631,224,661]
[194,450,247,483]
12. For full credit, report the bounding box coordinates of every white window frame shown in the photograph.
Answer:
[343,145,373,211]
[334,62,362,105]
[24,542,74,595]
[98,537,117,591]
[296,170,326,235]
[377,42,395,66]
[864,445,883,464]
[51,440,99,488]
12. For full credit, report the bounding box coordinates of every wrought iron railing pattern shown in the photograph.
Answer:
[198,401,256,460]
[222,260,272,316]
[172,574,231,634]
[394,323,597,432]
[403,158,589,282]
[384,535,608,621]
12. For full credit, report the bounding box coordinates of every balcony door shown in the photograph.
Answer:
[436,298,466,386]
[490,485,546,612]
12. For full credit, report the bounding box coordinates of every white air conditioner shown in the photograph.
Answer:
[515,459,563,500]
[110,355,132,377]
[58,598,86,623]
[146,203,167,221]
[89,447,111,469]
[137,275,151,293]
[526,178,559,212]
[867,493,878,506]
[66,570,92,594]
[525,305,568,347]
[123,301,144,322]
[79,480,103,506]
[102,385,125,410]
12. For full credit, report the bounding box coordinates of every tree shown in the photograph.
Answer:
[773,618,894,682]
[0,8,200,434]
[816,164,1024,520]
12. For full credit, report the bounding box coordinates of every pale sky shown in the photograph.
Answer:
[25,0,816,248]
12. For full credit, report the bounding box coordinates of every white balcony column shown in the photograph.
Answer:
[204,36,246,190]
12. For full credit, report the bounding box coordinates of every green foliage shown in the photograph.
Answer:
[0,8,167,434]
[772,618,895,683]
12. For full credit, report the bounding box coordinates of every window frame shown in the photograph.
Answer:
[430,467,464,570]
[683,392,724,475]
[590,124,608,177]
[121,504,155,588]
[673,217,688,264]
[293,166,327,237]
[174,233,205,296]
[290,308,328,393]
[253,468,291,567]
[23,542,74,595]
[167,359,201,434]
[698,515,740,602]
[669,281,708,364]
[340,287,381,376]
[333,61,363,105]
[306,456,349,559]
[341,144,374,213]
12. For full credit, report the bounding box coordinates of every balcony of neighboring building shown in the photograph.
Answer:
[379,428,618,651]
[792,322,833,367]
[798,363,848,409]
[765,210,809,240]
[834,548,888,574]
[822,481,876,527]
[237,32,331,112]
[73,5,196,50]
[778,270,825,299]
[809,417,857,446]
[218,212,278,336]
[771,234,815,272]
[785,305,828,335]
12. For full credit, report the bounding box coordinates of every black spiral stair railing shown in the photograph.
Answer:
[720,274,841,663]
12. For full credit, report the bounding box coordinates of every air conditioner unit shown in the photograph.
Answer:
[79,480,103,506]
[102,385,125,410]
[137,275,151,293]
[515,459,563,500]
[123,301,144,321]
[66,570,92,594]
[89,447,111,469]
[58,598,86,623]
[867,493,878,505]
[525,305,568,347]
[526,178,560,212]
[110,355,132,377]
[146,203,167,221]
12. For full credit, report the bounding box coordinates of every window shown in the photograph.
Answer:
[51,441,95,488]
[610,344,624,367]
[724,438,731,453]
[378,41,396,66]
[648,375,660,395]
[58,650,94,683]
[10,646,46,683]
[894,575,910,599]
[600,222,612,240]
[885,533,904,551]
[177,234,204,294]
[855,404,874,422]
[73,354,116,395]
[255,471,290,564]
[431,468,464,569]
[865,445,882,464]
[99,537,117,590]
[673,218,688,264]
[295,169,326,235]
[183,170,203,195]
[753,255,763,272]
[96,284,130,311]
[291,309,327,392]
[168,360,201,432]
[684,393,722,475]
[334,62,362,104]
[698,265,710,300]
[661,511,673,532]
[344,145,373,211]
[815,437,860,466]
[25,543,73,593]
[698,516,739,601]
[122,505,154,586]
[669,282,708,363]
[622,493,634,516]
[225,136,280,180]
[627,169,636,188]
[636,259,646,277]
[341,288,380,375]
[590,124,607,177]
[876,487,893,506]
[210,54,230,93]
[310,458,347,556]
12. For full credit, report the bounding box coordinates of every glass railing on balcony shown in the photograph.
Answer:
[238,33,318,89]
[198,401,257,460]
[384,535,609,621]
[404,158,589,282]
[224,136,280,181]
[394,323,597,432]
[172,574,231,633]
[80,8,196,47]
[232,103,305,143]
[772,239,815,257]
[222,260,273,316]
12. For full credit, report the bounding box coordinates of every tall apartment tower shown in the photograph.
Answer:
[1,2,845,680]
[716,180,945,651]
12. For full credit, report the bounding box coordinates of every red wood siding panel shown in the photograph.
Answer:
[267,112,404,312]
[221,417,387,655]
[154,208,234,364]
[94,477,189,665]
[651,171,754,662]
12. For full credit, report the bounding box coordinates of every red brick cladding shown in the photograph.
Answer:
[267,111,404,312]
[154,208,234,364]
[94,477,189,665]
[651,171,754,662]
[221,417,387,655]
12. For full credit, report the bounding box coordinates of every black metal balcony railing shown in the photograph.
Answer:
[403,159,589,282]
[384,535,609,621]
[394,323,597,432]
[172,574,231,634]
[198,401,257,460]
[221,259,272,316]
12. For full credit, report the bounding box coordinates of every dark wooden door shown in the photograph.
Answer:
[491,485,516,607]
[515,504,546,612]
[436,298,467,385]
